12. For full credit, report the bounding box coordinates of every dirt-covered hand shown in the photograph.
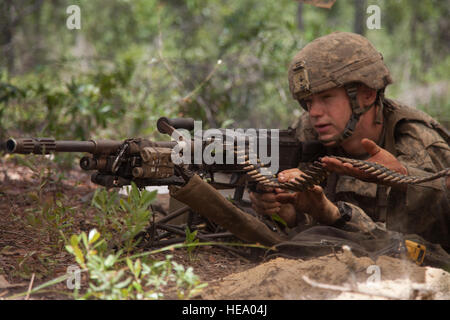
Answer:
[249,187,282,216]
[275,168,340,225]
[321,138,407,182]
[249,186,298,227]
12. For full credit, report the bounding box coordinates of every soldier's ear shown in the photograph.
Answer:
[357,84,377,106]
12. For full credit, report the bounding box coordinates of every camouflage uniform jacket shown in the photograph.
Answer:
[292,98,450,250]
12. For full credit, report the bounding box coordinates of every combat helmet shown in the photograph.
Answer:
[288,31,393,144]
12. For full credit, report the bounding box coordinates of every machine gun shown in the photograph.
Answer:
[5,117,332,205]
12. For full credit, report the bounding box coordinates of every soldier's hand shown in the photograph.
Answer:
[275,168,340,225]
[249,186,282,216]
[249,187,298,227]
[321,138,407,182]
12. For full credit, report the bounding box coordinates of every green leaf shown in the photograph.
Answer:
[65,245,74,254]
[130,182,140,203]
[73,246,85,266]
[115,277,132,289]
[134,259,142,278]
[126,258,134,271]
[120,199,132,213]
[140,190,157,208]
[81,232,89,249]
[104,254,116,268]
[70,234,79,248]
[132,281,143,292]
[271,213,287,227]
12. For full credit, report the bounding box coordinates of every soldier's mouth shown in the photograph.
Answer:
[314,123,332,133]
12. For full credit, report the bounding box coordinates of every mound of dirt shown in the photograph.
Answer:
[201,250,450,300]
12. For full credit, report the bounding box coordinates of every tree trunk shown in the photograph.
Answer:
[32,0,44,68]
[297,3,304,31]
[0,0,15,74]
[353,0,366,35]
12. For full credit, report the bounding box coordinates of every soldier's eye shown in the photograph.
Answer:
[304,100,312,107]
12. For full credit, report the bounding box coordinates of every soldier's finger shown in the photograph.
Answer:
[250,191,277,203]
[323,157,369,179]
[251,203,266,216]
[255,184,274,193]
[321,156,342,167]
[361,138,381,156]
[259,192,279,202]
[274,187,285,194]
[342,162,354,170]
[252,200,280,214]
[309,185,325,195]
[320,157,348,174]
[260,200,282,210]
[250,193,277,207]
[278,168,302,182]
[275,193,296,203]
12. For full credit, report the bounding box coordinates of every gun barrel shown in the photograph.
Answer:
[6,138,122,155]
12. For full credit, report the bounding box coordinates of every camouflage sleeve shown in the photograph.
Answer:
[394,121,449,198]
[388,121,450,247]
[339,202,387,233]
[294,202,387,234]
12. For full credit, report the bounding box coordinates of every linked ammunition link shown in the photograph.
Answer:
[235,148,328,192]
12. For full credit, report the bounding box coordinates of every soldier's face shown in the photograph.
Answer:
[304,87,352,145]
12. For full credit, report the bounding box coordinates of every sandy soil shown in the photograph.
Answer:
[201,252,450,300]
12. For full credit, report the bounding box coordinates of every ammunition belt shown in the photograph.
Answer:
[240,156,449,192]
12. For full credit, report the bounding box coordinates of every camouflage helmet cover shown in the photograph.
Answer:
[288,31,393,102]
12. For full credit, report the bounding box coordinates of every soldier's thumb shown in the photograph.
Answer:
[361,138,381,156]
[275,193,296,204]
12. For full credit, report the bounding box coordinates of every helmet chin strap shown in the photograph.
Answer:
[319,84,376,146]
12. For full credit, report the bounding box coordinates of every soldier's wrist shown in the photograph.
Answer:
[307,195,341,225]
[330,201,353,228]
[323,204,341,226]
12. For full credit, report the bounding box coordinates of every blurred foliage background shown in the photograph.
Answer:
[0,0,449,143]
